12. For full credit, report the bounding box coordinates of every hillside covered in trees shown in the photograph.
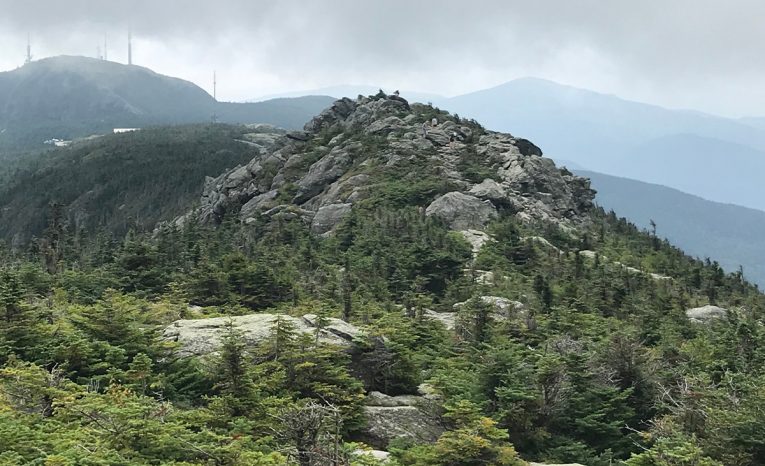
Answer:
[0,124,285,244]
[0,56,334,156]
[1,94,763,466]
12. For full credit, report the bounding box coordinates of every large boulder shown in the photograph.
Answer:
[302,313,364,341]
[162,313,361,357]
[423,309,457,330]
[311,203,352,234]
[686,305,728,323]
[239,189,279,219]
[293,147,351,204]
[357,392,444,449]
[366,116,405,135]
[425,128,451,146]
[353,449,391,463]
[425,192,497,230]
[469,178,508,203]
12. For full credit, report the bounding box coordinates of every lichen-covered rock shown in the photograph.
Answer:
[426,192,497,230]
[358,392,444,449]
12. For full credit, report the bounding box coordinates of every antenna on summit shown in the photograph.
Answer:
[127,28,133,65]
[104,34,108,61]
[212,71,219,124]
[25,33,32,64]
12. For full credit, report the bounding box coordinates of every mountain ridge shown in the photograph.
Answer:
[582,169,765,287]
[184,93,595,236]
[2,89,764,466]
[272,77,765,211]
[0,56,335,154]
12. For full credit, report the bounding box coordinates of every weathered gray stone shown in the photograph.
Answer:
[425,192,497,230]
[423,309,457,330]
[223,166,251,189]
[162,313,362,357]
[366,116,405,135]
[459,229,491,256]
[452,296,527,323]
[314,174,370,207]
[311,203,352,234]
[353,449,391,463]
[469,178,508,202]
[293,148,351,204]
[303,313,364,341]
[425,128,450,146]
[686,305,728,323]
[365,391,424,408]
[359,392,444,449]
[181,94,596,235]
[240,189,279,219]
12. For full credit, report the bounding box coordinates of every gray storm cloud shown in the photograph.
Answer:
[0,0,763,116]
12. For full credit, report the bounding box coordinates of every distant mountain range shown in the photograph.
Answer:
[580,170,765,287]
[251,85,444,107]
[0,56,334,155]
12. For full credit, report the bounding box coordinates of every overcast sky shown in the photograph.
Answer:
[0,0,763,117]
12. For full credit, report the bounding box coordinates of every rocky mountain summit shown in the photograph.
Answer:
[188,93,595,237]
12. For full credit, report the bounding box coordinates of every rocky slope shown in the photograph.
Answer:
[186,94,595,237]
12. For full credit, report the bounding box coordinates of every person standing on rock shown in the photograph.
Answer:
[422,121,429,138]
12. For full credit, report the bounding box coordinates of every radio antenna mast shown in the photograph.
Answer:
[212,71,219,123]
[127,28,133,65]
[25,33,32,64]
[104,34,108,61]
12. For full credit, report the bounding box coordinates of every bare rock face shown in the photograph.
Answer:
[459,229,491,256]
[469,178,508,203]
[184,93,596,234]
[162,313,362,357]
[293,148,352,204]
[686,305,728,323]
[311,203,353,234]
[423,309,457,330]
[426,192,498,230]
[357,391,444,449]
[353,449,391,463]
